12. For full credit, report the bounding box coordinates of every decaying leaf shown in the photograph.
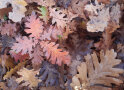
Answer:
[38,61,59,86]
[16,67,41,88]
[1,35,15,54]
[71,49,123,90]
[3,61,27,80]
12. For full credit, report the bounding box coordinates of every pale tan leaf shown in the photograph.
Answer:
[16,68,41,88]
[71,49,123,90]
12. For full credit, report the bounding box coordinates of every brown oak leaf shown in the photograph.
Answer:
[71,49,123,90]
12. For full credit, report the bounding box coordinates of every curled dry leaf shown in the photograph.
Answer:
[16,67,41,88]
[71,49,123,90]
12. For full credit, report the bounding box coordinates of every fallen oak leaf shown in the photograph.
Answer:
[71,49,123,90]
[16,67,41,88]
[3,61,27,80]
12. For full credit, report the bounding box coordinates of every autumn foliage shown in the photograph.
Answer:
[0,0,124,90]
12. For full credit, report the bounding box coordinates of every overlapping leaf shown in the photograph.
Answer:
[71,49,123,90]
[40,41,71,66]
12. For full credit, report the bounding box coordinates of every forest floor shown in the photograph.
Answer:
[0,0,124,90]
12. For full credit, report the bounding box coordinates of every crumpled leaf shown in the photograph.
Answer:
[38,61,59,86]
[11,36,36,56]
[71,49,123,90]
[25,14,44,39]
[40,41,71,66]
[16,67,41,88]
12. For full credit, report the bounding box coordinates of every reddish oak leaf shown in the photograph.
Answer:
[10,51,29,62]
[40,41,71,66]
[30,44,43,66]
[11,36,37,56]
[25,14,44,39]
